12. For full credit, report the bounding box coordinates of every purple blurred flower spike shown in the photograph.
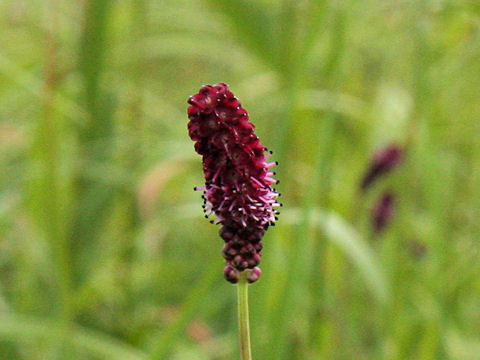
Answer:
[361,145,403,191]
[188,83,280,283]
[373,192,394,232]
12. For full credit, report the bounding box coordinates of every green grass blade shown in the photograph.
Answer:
[312,208,390,305]
[202,0,277,67]
[284,208,390,305]
[0,52,86,123]
[0,313,147,360]
[147,261,220,359]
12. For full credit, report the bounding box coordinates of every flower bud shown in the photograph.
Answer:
[247,267,262,283]
[224,265,240,284]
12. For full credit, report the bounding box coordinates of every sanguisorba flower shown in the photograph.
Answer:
[187,83,280,284]
[361,145,403,191]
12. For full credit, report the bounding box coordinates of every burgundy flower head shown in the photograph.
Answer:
[361,145,403,191]
[187,83,280,283]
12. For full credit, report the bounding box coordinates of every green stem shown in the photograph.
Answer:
[237,273,252,360]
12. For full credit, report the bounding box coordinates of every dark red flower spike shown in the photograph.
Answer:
[373,192,394,232]
[187,83,280,283]
[361,145,403,191]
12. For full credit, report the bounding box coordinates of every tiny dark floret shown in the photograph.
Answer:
[187,83,280,283]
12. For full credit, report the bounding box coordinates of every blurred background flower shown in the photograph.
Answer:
[372,192,394,233]
[360,144,403,191]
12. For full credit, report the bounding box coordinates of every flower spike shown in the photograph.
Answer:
[187,83,280,283]
[361,145,403,191]
[372,192,394,232]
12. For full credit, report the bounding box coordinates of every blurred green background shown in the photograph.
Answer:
[1,0,480,359]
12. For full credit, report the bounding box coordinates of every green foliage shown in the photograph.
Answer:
[1,0,480,359]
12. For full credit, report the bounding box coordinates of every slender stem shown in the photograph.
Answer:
[237,272,252,360]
